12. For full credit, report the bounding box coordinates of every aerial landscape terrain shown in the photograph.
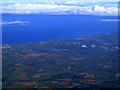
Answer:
[1,0,119,89]
[2,34,118,88]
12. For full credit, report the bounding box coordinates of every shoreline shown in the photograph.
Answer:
[2,33,118,45]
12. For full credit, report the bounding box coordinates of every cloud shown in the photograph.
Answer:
[1,3,118,16]
[65,1,79,4]
[1,21,29,25]
[100,19,120,21]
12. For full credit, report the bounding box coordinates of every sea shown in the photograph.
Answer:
[2,14,118,44]
[1,1,118,44]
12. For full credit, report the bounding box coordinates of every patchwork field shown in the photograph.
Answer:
[2,34,118,88]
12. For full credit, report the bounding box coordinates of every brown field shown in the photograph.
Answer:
[15,82,38,86]
[51,49,69,51]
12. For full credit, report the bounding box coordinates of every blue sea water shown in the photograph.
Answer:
[2,14,118,44]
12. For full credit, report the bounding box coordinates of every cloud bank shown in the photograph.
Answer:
[1,2,118,16]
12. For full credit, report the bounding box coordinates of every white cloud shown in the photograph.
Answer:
[1,21,29,25]
[92,5,118,16]
[1,3,118,16]
[100,19,120,21]
[65,1,79,4]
